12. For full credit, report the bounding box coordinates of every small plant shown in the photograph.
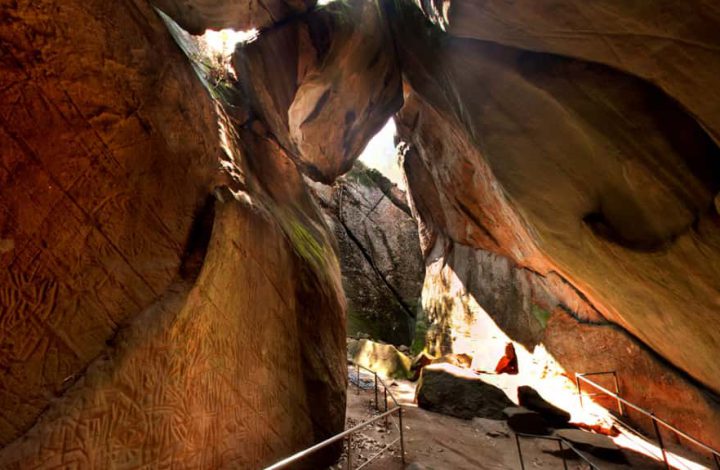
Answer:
[531,304,552,329]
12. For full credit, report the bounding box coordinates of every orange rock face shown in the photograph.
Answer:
[0,0,217,448]
[0,0,347,467]
[3,0,720,465]
[392,0,720,449]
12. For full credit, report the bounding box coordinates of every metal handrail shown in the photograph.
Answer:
[576,372,720,469]
[264,360,405,469]
[515,432,601,470]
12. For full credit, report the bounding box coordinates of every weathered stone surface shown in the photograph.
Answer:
[412,233,720,448]
[415,0,720,143]
[544,308,720,451]
[504,407,551,436]
[234,0,403,182]
[0,201,342,468]
[0,0,346,467]
[151,0,313,34]
[395,0,720,394]
[311,162,424,345]
[416,364,514,419]
[0,0,216,448]
[348,338,412,379]
[391,0,720,447]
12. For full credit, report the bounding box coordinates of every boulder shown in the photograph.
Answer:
[233,0,402,183]
[348,339,412,379]
[432,353,473,369]
[416,364,514,419]
[517,386,571,428]
[503,407,551,436]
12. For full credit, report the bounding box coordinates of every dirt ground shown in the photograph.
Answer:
[327,367,712,470]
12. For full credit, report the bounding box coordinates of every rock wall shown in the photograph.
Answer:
[232,0,403,183]
[419,236,720,448]
[390,0,720,448]
[0,0,358,467]
[3,0,720,464]
[311,162,424,345]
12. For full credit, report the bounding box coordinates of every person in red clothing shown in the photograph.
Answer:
[494,342,519,375]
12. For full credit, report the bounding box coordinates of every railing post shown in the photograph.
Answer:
[399,407,406,464]
[576,375,584,410]
[384,386,388,428]
[374,373,378,411]
[346,434,352,470]
[612,371,624,416]
[651,414,670,470]
[558,440,568,470]
[515,434,525,470]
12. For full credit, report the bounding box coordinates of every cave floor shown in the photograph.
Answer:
[330,367,689,469]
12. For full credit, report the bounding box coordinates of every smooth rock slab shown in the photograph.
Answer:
[416,364,514,419]
[504,407,551,436]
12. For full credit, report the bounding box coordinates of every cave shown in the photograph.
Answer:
[1,0,720,468]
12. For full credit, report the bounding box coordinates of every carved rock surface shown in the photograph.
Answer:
[0,0,346,467]
[311,163,424,345]
[0,0,216,447]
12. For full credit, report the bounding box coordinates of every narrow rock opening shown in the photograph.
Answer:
[311,117,427,348]
[178,196,216,280]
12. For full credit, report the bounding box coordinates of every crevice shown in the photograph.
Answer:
[300,88,331,127]
[556,303,608,326]
[455,199,500,248]
[179,195,216,280]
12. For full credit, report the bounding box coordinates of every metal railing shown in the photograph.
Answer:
[515,432,601,470]
[576,371,720,470]
[264,361,405,470]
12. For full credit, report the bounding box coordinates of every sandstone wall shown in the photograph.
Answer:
[391,0,720,448]
[0,0,349,467]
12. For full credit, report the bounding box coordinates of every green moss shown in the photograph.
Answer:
[532,304,552,329]
[347,308,377,339]
[287,219,327,272]
[344,162,385,188]
[410,316,429,356]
